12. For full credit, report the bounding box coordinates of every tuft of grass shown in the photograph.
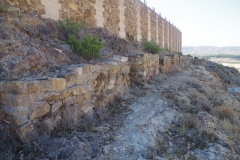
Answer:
[220,119,240,140]
[177,52,183,56]
[59,18,85,36]
[217,63,224,69]
[214,106,235,122]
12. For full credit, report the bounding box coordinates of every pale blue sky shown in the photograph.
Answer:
[143,0,240,47]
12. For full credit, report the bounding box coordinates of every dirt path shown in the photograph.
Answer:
[98,90,178,160]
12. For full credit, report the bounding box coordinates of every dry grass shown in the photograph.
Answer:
[220,119,240,140]
[214,106,235,122]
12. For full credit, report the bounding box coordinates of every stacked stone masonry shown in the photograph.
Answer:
[0,53,187,142]
[2,0,182,52]
[0,57,130,142]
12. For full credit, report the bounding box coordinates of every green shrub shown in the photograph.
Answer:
[217,63,224,69]
[177,52,183,56]
[0,5,7,13]
[67,34,81,51]
[141,39,161,54]
[67,34,103,61]
[78,35,103,61]
[59,18,85,35]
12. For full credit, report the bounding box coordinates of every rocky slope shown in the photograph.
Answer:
[0,11,140,81]
[2,58,240,160]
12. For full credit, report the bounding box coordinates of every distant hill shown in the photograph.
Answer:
[182,46,240,56]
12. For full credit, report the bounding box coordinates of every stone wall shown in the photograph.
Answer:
[140,2,149,40]
[150,10,157,42]
[159,54,187,73]
[125,0,138,41]
[129,53,159,81]
[158,16,163,47]
[2,0,182,52]
[0,56,130,142]
[103,0,120,36]
[0,51,188,142]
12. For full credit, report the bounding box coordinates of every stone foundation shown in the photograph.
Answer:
[0,56,130,142]
[0,53,188,142]
[159,54,187,73]
[129,53,159,81]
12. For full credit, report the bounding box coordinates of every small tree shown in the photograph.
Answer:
[67,34,103,61]
[59,18,85,36]
[141,39,161,54]
[78,35,103,61]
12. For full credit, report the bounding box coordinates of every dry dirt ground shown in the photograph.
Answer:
[2,59,240,160]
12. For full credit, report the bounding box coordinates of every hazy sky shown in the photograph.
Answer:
[142,0,240,47]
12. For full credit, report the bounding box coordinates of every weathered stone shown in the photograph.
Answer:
[39,80,53,92]
[75,96,84,105]
[82,65,90,74]
[51,100,62,113]
[63,97,75,106]
[45,92,60,101]
[76,73,92,85]
[69,3,78,11]
[62,104,83,122]
[84,93,92,101]
[0,94,33,106]
[51,78,66,91]
[59,88,73,99]
[80,104,94,114]
[121,65,130,74]
[1,105,29,118]
[65,73,77,87]
[14,123,34,142]
[30,101,50,120]
[27,81,40,93]
[75,67,83,76]
[90,65,100,73]
[2,81,27,94]
[110,65,119,74]
[13,115,29,126]
[43,114,61,132]
[113,55,128,62]
[0,82,3,92]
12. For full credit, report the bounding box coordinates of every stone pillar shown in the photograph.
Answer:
[94,0,104,28]
[156,14,159,44]
[162,17,164,49]
[167,20,170,50]
[119,0,126,38]
[148,9,151,41]
[179,31,182,52]
[41,0,61,21]
[136,2,141,41]
[173,26,175,52]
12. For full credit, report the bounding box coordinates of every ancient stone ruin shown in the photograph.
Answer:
[1,0,182,52]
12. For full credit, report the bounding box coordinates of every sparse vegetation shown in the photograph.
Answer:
[67,34,103,61]
[220,119,240,140]
[0,5,8,13]
[217,63,224,69]
[177,52,183,56]
[141,39,162,54]
[59,18,85,36]
[214,105,235,122]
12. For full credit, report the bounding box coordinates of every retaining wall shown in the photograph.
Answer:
[1,0,182,52]
[0,56,130,141]
[0,53,188,142]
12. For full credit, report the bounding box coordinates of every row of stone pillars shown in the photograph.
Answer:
[40,0,182,52]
